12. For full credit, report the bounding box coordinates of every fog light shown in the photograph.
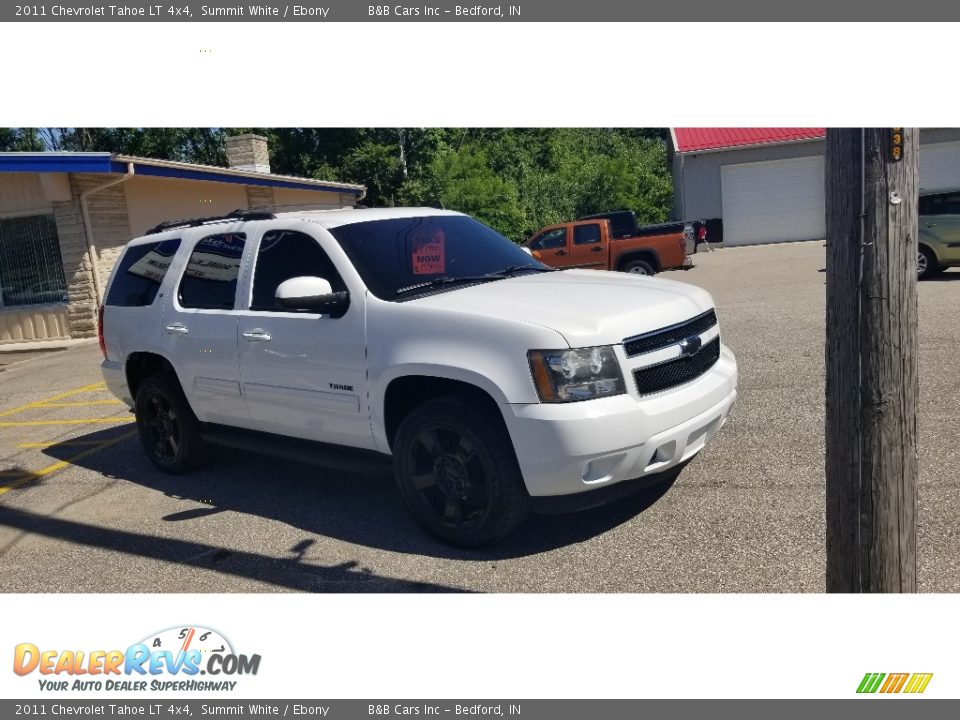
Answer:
[581,454,625,484]
[644,441,676,471]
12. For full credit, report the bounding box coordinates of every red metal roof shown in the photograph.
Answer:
[672,128,826,154]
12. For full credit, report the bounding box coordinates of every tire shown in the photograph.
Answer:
[134,373,204,474]
[393,396,530,547]
[621,259,656,276]
[917,246,940,280]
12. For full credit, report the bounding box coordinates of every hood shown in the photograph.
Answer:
[409,269,715,348]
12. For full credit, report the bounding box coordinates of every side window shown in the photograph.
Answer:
[530,228,566,250]
[922,192,960,215]
[946,193,960,214]
[178,233,245,310]
[573,224,602,245]
[105,239,181,307]
[251,230,345,311]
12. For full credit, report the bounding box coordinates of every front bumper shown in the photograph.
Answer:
[503,344,737,497]
[529,460,688,514]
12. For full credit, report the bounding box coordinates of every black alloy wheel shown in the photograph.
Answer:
[135,374,202,473]
[408,422,490,532]
[393,396,529,547]
[142,393,181,464]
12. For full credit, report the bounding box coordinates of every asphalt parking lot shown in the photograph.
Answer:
[1,240,957,592]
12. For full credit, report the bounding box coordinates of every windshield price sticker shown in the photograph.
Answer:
[411,230,446,275]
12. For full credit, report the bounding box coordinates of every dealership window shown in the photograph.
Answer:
[0,214,69,309]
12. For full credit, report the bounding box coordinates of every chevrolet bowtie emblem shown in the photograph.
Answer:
[678,336,702,357]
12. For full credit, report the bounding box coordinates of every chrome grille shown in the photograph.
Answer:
[623,309,717,358]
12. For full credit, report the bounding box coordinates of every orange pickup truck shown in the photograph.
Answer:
[524,218,689,276]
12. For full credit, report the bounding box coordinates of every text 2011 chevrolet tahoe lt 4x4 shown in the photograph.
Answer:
[100,207,737,546]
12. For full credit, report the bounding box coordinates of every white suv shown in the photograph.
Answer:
[100,207,737,546]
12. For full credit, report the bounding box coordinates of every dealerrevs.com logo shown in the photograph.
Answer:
[857,673,933,695]
[13,626,261,693]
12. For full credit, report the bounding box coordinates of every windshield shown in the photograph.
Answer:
[329,215,549,300]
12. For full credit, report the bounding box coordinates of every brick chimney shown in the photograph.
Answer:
[225,134,270,173]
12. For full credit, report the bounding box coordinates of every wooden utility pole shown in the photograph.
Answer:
[825,128,919,592]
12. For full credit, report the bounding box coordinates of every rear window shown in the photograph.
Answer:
[583,212,635,238]
[105,239,181,307]
[574,224,602,245]
[178,233,246,310]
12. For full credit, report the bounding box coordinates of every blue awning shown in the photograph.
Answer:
[0,152,365,196]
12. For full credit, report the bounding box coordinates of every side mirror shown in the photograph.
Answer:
[520,246,533,256]
[275,276,349,314]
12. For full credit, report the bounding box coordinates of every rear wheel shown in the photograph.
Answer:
[393,396,529,547]
[918,246,940,280]
[135,374,203,473]
[621,259,655,276]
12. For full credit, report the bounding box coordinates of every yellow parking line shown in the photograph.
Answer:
[0,429,139,496]
[17,440,120,449]
[34,400,123,408]
[0,417,134,427]
[0,382,107,418]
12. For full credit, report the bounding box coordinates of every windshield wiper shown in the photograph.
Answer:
[396,276,499,296]
[488,264,556,277]
[395,265,554,297]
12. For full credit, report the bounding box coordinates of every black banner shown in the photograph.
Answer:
[4,0,959,21]
[2,700,958,719]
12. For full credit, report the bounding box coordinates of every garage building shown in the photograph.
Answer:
[0,135,366,348]
[670,128,960,246]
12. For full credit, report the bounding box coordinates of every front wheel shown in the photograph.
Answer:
[393,396,529,547]
[135,374,203,474]
[621,259,655,276]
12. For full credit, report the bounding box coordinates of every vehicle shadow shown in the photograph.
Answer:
[0,505,465,593]
[30,427,676,563]
[924,270,960,281]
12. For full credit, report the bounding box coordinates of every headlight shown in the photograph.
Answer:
[527,346,626,403]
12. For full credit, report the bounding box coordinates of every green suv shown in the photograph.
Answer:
[919,190,960,279]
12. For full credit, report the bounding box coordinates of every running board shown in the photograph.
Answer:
[200,425,392,476]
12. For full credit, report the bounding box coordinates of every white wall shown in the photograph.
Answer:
[272,187,354,210]
[0,173,52,217]
[124,176,249,237]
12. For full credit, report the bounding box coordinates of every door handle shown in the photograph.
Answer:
[925,223,937,228]
[555,250,566,256]
[590,245,603,252]
[165,323,189,336]
[242,329,272,342]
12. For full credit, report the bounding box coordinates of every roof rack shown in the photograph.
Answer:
[145,209,276,235]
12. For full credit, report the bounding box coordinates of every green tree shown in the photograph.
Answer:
[431,147,525,239]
